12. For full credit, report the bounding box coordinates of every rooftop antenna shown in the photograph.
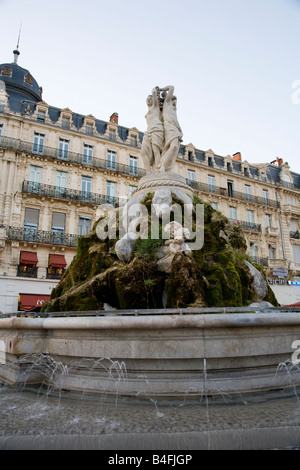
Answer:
[13,23,22,64]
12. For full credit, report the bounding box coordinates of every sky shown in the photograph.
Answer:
[1,0,299,172]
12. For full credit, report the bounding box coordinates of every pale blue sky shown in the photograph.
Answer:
[1,0,299,172]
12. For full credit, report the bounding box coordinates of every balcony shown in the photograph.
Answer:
[187,180,280,208]
[265,226,279,236]
[0,135,146,178]
[231,220,262,232]
[22,180,127,207]
[7,226,79,247]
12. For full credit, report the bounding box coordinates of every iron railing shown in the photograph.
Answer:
[7,226,79,247]
[187,180,280,208]
[22,180,127,207]
[229,219,262,232]
[0,135,146,178]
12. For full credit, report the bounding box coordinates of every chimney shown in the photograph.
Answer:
[110,112,119,124]
[232,152,241,161]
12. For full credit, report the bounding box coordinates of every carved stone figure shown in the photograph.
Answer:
[140,87,164,173]
[159,86,183,172]
[140,86,183,173]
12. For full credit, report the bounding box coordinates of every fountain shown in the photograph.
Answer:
[1,86,300,450]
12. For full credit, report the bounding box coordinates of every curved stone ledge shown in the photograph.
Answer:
[1,310,300,396]
[1,311,300,330]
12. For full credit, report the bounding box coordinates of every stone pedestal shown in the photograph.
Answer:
[133,171,194,199]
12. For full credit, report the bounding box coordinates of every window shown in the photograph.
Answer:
[33,132,45,155]
[62,117,70,129]
[208,156,213,167]
[86,124,93,135]
[261,172,266,182]
[129,185,137,198]
[265,214,272,228]
[188,151,194,162]
[129,156,138,176]
[247,210,254,225]
[106,181,116,205]
[28,165,42,193]
[130,135,137,146]
[269,244,276,260]
[250,242,258,259]
[23,207,39,241]
[210,202,218,210]
[227,181,234,197]
[290,219,299,232]
[245,185,251,201]
[187,169,195,184]
[208,175,215,193]
[293,245,300,263]
[107,150,116,171]
[83,144,93,164]
[109,129,116,141]
[58,138,69,159]
[263,190,269,205]
[229,206,237,221]
[37,110,46,122]
[81,176,92,201]
[78,216,92,236]
[51,212,66,244]
[55,171,67,198]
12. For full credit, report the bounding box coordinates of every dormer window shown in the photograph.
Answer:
[1,66,12,77]
[86,124,93,135]
[37,110,46,122]
[24,73,33,86]
[130,135,137,146]
[109,128,116,141]
[62,117,70,129]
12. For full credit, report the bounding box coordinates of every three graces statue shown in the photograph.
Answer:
[140,86,183,173]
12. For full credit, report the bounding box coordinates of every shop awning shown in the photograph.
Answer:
[49,254,67,268]
[20,251,38,265]
[19,294,50,311]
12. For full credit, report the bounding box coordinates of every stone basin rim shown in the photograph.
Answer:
[1,309,300,330]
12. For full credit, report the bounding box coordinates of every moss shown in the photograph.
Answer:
[42,189,278,313]
[166,253,205,308]
[114,257,165,309]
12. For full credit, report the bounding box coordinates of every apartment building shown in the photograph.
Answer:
[0,49,299,313]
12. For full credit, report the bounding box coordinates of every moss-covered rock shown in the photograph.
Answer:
[41,192,278,312]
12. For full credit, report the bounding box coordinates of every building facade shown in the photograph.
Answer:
[0,50,300,313]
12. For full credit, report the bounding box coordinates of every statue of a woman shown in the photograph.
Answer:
[140,87,164,172]
[159,86,183,172]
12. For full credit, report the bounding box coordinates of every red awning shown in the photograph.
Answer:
[49,254,67,268]
[19,294,50,311]
[20,251,38,265]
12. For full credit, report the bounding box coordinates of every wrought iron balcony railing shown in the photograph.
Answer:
[0,135,146,178]
[187,180,280,208]
[229,219,262,232]
[22,180,127,207]
[7,226,79,247]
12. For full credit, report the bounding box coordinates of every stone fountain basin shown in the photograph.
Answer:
[0,308,300,397]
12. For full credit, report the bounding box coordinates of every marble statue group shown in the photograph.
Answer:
[140,86,183,173]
